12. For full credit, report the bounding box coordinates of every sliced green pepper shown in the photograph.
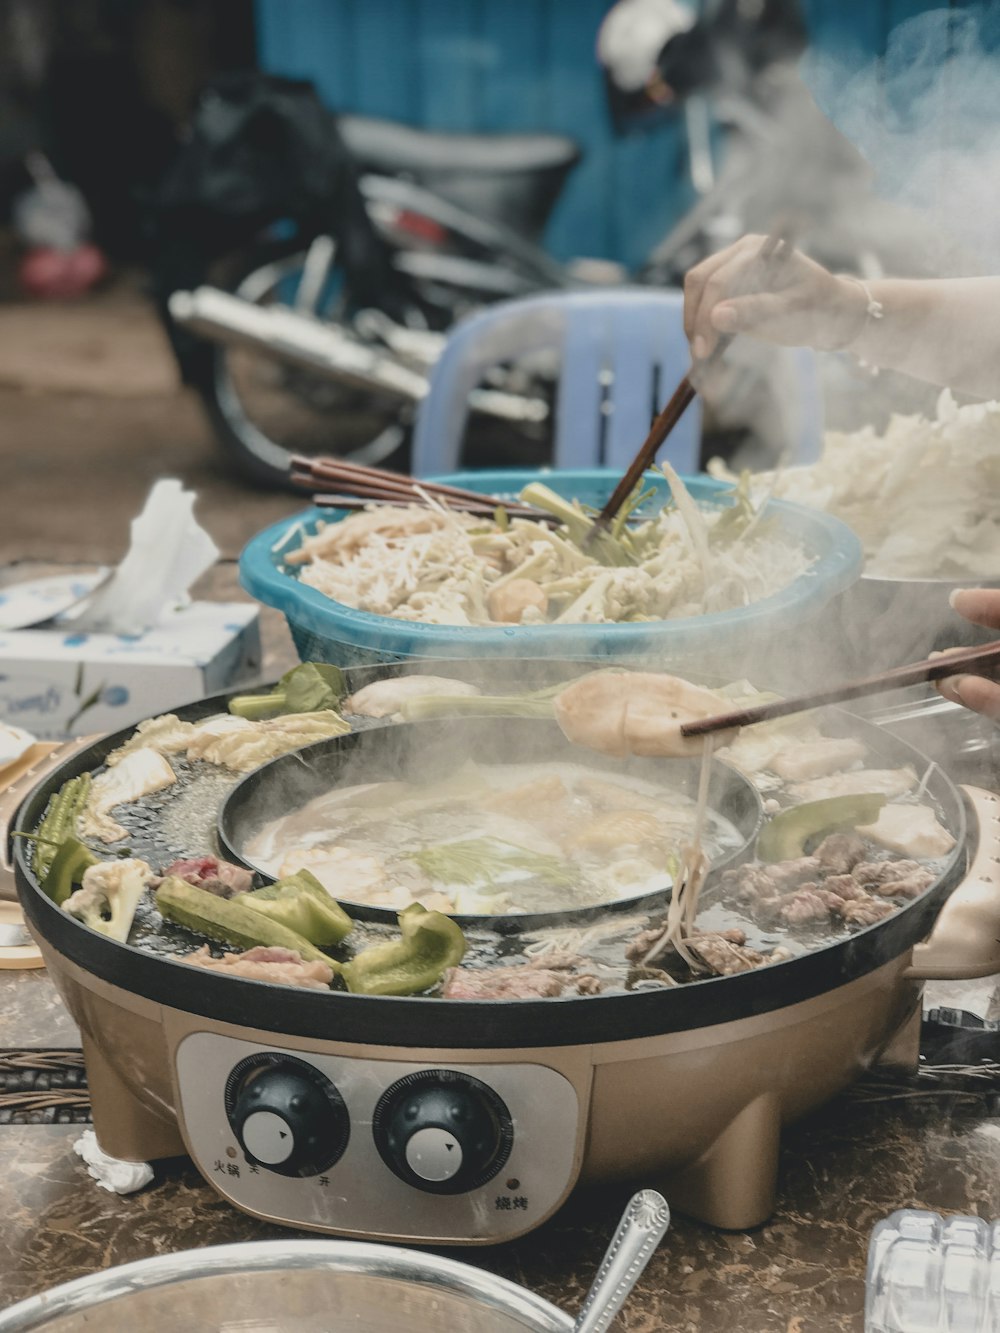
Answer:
[41,836,101,906]
[237,870,353,947]
[340,904,467,996]
[155,878,333,964]
[757,793,888,863]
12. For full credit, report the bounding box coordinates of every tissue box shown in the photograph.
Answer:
[0,602,261,739]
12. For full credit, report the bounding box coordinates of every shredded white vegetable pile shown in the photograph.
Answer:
[286,473,815,628]
[711,389,1000,579]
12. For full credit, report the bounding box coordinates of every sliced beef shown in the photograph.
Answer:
[751,894,785,926]
[687,933,767,976]
[625,927,667,963]
[182,945,333,989]
[441,965,568,1000]
[852,858,933,900]
[819,874,866,902]
[719,858,821,904]
[161,855,254,898]
[838,898,897,927]
[874,868,935,900]
[574,975,604,996]
[814,832,867,875]
[761,857,823,892]
[778,888,833,926]
[852,859,922,887]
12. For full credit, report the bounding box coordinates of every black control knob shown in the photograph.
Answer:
[372,1069,513,1195]
[224,1054,350,1178]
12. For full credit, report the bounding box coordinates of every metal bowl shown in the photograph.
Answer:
[0,1240,572,1332]
[821,573,1000,681]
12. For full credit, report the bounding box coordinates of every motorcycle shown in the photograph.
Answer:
[156,75,591,487]
[159,6,954,489]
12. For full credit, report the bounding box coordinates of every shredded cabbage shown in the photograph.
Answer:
[710,390,1000,579]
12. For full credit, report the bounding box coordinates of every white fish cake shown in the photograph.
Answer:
[771,737,868,781]
[857,803,956,859]
[787,767,916,804]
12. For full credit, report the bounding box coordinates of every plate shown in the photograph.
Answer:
[0,570,109,632]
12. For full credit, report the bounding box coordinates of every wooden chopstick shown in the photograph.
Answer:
[591,231,790,535]
[291,455,516,508]
[679,639,1000,739]
[291,455,561,524]
[310,493,559,524]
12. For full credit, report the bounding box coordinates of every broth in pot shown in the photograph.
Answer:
[244,758,746,918]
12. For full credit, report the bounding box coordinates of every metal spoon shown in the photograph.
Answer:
[572,1189,671,1333]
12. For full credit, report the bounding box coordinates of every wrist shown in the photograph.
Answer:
[815,275,872,351]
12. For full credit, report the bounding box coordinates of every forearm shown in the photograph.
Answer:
[853,277,1000,399]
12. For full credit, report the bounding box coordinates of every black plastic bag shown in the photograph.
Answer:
[152,71,407,379]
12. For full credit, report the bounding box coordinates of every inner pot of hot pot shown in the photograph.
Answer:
[217,716,764,931]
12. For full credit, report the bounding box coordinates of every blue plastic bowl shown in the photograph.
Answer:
[239,469,863,670]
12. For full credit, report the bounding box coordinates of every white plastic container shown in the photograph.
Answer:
[866,1209,1000,1332]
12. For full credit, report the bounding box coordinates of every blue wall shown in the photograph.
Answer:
[254,1,998,267]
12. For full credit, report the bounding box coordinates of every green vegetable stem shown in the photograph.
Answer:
[399,691,558,723]
[155,878,332,963]
[757,794,888,863]
[411,837,576,890]
[518,482,638,567]
[236,870,353,947]
[31,775,92,879]
[228,662,346,721]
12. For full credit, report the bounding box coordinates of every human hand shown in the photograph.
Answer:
[683,234,869,359]
[936,589,1000,718]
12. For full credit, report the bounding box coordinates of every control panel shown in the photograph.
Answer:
[175,1033,581,1242]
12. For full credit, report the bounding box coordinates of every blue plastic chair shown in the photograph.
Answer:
[412,288,824,476]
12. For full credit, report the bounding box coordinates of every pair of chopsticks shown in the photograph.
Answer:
[679,639,1000,739]
[592,231,792,534]
[290,455,558,525]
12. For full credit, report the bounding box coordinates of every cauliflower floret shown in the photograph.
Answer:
[63,858,154,942]
[604,568,657,622]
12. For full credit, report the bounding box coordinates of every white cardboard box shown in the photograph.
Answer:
[0,601,261,739]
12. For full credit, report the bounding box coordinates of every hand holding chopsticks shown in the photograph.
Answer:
[679,639,1000,740]
[592,230,792,534]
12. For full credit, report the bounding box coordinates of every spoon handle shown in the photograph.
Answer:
[572,1189,671,1333]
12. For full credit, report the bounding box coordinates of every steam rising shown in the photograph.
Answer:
[804,6,1000,277]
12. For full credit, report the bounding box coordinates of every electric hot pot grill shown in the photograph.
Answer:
[9,689,1000,1247]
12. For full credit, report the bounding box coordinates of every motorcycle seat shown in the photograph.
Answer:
[338,114,582,239]
[337,114,582,179]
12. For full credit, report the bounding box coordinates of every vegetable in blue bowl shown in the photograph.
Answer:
[239,469,862,672]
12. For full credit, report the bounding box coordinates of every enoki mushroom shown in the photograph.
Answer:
[642,735,717,968]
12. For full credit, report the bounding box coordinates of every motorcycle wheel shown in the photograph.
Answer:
[192,239,415,490]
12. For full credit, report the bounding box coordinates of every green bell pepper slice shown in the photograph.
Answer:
[41,836,101,906]
[237,870,353,947]
[340,904,467,996]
